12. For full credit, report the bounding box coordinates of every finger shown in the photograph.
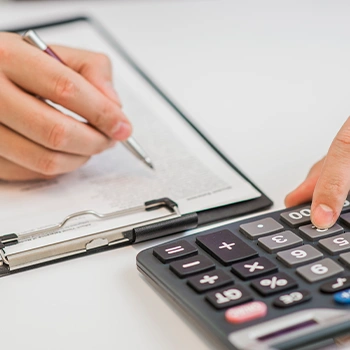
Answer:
[284,176,319,207]
[51,45,122,106]
[0,124,90,176]
[284,158,325,207]
[2,36,131,140]
[0,156,54,181]
[311,117,350,228]
[0,77,115,156]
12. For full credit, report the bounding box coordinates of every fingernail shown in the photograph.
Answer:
[312,204,334,228]
[112,121,132,140]
[104,82,122,106]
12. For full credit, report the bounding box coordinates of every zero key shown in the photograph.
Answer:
[280,206,311,227]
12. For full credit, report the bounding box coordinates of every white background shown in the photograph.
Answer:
[0,1,349,349]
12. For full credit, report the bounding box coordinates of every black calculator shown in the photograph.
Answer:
[136,203,350,350]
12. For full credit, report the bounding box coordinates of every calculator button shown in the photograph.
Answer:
[280,206,311,227]
[341,198,350,213]
[340,212,350,227]
[320,276,350,293]
[339,252,350,267]
[239,218,284,239]
[299,223,344,242]
[206,285,252,309]
[273,290,311,308]
[334,289,350,304]
[318,232,350,255]
[276,245,323,267]
[257,231,302,253]
[196,230,258,266]
[225,301,267,324]
[153,240,197,263]
[169,255,215,278]
[296,258,344,283]
[251,272,297,296]
[231,257,277,280]
[187,269,233,293]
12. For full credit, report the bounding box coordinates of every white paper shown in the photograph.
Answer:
[0,20,260,253]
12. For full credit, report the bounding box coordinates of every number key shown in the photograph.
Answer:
[296,258,344,283]
[257,231,302,253]
[299,223,343,242]
[341,198,350,213]
[280,206,311,227]
[318,232,350,255]
[277,245,323,267]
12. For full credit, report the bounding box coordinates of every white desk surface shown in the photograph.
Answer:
[1,1,350,349]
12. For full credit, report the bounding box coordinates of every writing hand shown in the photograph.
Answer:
[0,32,131,181]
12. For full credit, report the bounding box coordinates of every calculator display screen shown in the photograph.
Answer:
[257,319,318,342]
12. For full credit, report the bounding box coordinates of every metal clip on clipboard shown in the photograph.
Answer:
[0,198,197,275]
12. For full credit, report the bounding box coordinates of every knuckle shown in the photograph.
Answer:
[93,53,112,68]
[334,127,350,151]
[0,33,18,65]
[0,45,9,64]
[46,122,67,150]
[94,140,113,155]
[94,101,116,129]
[53,74,77,103]
[36,152,62,176]
[321,175,345,198]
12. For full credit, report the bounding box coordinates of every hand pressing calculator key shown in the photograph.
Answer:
[136,202,350,350]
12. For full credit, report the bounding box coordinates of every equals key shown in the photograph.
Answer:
[153,240,198,263]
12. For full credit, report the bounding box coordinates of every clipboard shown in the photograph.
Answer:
[0,16,272,276]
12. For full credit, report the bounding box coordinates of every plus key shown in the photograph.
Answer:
[196,230,258,265]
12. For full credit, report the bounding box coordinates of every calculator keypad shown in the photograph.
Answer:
[137,200,350,348]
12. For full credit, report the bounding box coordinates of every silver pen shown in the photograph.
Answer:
[23,29,154,170]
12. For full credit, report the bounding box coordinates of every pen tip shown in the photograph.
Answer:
[144,158,154,170]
